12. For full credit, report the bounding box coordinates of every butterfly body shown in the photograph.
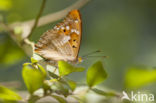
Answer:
[35,10,82,64]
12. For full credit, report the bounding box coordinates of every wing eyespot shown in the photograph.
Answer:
[72,45,77,48]
[63,29,66,32]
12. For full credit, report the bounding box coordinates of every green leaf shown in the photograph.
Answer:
[87,61,107,87]
[0,85,21,101]
[125,67,156,89]
[54,77,76,91]
[58,61,85,76]
[22,65,45,94]
[0,0,12,11]
[37,64,47,77]
[51,81,69,97]
[23,63,31,67]
[13,26,22,35]
[31,57,38,64]
[66,79,76,91]
[0,37,25,66]
[71,96,85,103]
[51,95,67,103]
[91,88,117,97]
[28,95,40,103]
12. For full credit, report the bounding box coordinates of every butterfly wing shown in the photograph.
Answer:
[35,10,82,62]
[66,10,82,60]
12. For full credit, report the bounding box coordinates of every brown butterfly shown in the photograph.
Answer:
[34,10,82,65]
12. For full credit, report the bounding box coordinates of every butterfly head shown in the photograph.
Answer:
[78,57,83,63]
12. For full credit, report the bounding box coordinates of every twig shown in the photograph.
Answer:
[0,81,21,89]
[27,0,47,39]
[0,22,13,33]
[9,0,90,39]
[23,0,90,28]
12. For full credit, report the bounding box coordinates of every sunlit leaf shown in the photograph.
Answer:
[53,77,76,91]
[125,67,156,89]
[0,35,25,66]
[51,95,67,103]
[87,61,107,87]
[58,61,85,76]
[13,26,22,35]
[37,64,47,77]
[66,79,76,91]
[91,88,117,97]
[51,81,69,97]
[22,65,45,94]
[0,0,12,11]
[23,63,31,67]
[2,48,24,65]
[0,85,21,101]
[31,57,38,64]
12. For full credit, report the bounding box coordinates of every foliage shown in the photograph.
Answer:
[0,85,21,101]
[87,61,107,87]
[0,0,12,11]
[0,34,25,66]
[58,60,85,76]
[1,0,156,103]
[51,95,67,103]
[125,67,156,89]
[20,58,112,103]
[91,88,118,97]
[22,62,46,94]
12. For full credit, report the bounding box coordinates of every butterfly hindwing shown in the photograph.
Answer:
[35,10,82,62]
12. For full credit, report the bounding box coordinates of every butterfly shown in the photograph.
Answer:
[34,10,82,65]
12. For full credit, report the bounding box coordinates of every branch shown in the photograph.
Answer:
[23,0,90,27]
[9,0,91,39]
[27,0,47,39]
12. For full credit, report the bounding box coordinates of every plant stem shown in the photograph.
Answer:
[9,0,91,39]
[27,0,47,39]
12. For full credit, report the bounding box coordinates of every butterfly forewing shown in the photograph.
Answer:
[35,10,82,62]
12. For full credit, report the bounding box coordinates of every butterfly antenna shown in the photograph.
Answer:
[82,50,103,58]
[84,56,109,58]
[79,50,108,62]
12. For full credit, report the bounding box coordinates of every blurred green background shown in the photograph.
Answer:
[0,0,156,96]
